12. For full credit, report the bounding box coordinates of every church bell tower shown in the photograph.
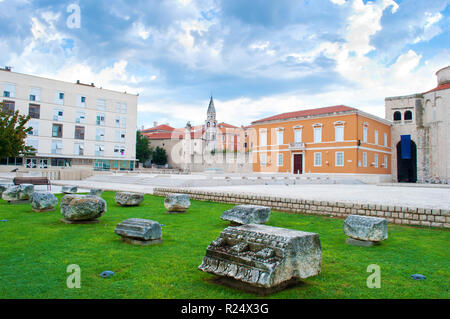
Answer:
[205,96,218,151]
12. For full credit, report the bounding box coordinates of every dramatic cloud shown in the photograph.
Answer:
[0,0,449,129]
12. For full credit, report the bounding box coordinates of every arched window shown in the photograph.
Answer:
[404,110,412,121]
[393,111,401,121]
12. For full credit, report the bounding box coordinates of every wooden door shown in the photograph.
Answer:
[294,154,302,174]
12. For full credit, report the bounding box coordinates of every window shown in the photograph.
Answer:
[115,117,120,127]
[314,152,322,166]
[259,131,267,147]
[116,102,121,113]
[374,130,378,145]
[384,133,388,147]
[393,111,401,121]
[260,154,267,166]
[96,99,106,111]
[374,154,378,168]
[55,92,64,105]
[75,111,86,124]
[77,95,87,107]
[335,152,344,167]
[26,139,39,152]
[29,88,41,101]
[121,117,126,128]
[277,153,283,166]
[363,152,367,167]
[314,127,322,143]
[120,131,126,142]
[96,128,105,141]
[121,103,127,114]
[294,129,302,143]
[74,126,85,140]
[2,100,15,114]
[95,144,104,157]
[74,143,84,156]
[221,135,225,142]
[53,109,63,121]
[27,120,39,136]
[363,126,368,143]
[277,130,283,145]
[384,155,388,169]
[335,126,344,142]
[52,124,63,138]
[26,158,37,168]
[96,114,105,126]
[51,140,63,154]
[404,110,412,121]
[3,83,15,98]
[28,104,40,119]
[114,145,125,156]
[115,130,121,142]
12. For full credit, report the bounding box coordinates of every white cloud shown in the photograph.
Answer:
[132,22,150,40]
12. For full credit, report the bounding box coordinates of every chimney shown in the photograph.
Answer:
[153,121,158,127]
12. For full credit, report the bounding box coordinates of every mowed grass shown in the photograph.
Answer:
[0,191,448,299]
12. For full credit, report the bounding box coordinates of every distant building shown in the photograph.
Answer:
[141,96,253,172]
[385,66,450,183]
[0,67,138,170]
[251,105,392,183]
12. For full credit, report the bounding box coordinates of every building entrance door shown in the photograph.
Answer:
[396,137,417,183]
[293,154,303,174]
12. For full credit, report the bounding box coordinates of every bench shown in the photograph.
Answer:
[13,177,51,190]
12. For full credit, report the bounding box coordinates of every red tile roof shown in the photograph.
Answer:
[252,105,355,124]
[218,122,238,128]
[423,82,450,94]
[142,132,184,140]
[141,124,175,133]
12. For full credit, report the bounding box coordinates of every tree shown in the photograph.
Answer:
[152,146,168,165]
[0,103,36,158]
[135,130,153,165]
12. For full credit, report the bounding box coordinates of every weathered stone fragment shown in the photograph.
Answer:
[61,186,78,194]
[30,192,58,212]
[114,218,162,245]
[60,194,106,223]
[221,205,270,225]
[2,184,34,202]
[89,189,103,196]
[198,224,322,293]
[343,215,388,242]
[0,183,13,196]
[164,193,190,213]
[115,192,144,206]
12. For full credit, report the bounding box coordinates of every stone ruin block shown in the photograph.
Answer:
[164,193,190,213]
[60,194,106,224]
[198,224,322,294]
[30,192,58,212]
[89,189,103,196]
[115,192,144,206]
[343,215,388,246]
[61,186,78,194]
[114,218,162,245]
[221,205,270,225]
[2,184,34,202]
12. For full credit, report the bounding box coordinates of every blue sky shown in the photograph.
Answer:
[0,0,449,129]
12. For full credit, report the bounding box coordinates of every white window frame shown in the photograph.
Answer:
[277,130,284,145]
[77,95,87,108]
[29,87,41,101]
[335,152,344,167]
[51,140,63,154]
[314,152,322,167]
[374,130,379,145]
[363,126,368,143]
[96,99,106,111]
[335,126,344,142]
[96,113,105,126]
[55,91,65,105]
[384,155,388,169]
[384,133,388,147]
[53,109,63,121]
[259,130,267,147]
[27,120,39,136]
[374,154,379,168]
[363,152,367,167]
[96,128,105,141]
[121,117,126,128]
[3,83,16,98]
[294,129,302,143]
[260,154,267,167]
[277,153,283,167]
[313,126,322,143]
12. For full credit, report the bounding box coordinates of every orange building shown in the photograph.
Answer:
[251,105,392,183]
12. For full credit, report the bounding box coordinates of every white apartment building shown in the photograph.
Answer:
[0,67,138,171]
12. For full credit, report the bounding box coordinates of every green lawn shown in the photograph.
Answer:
[0,192,448,299]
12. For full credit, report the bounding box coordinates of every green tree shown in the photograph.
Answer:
[152,146,168,165]
[0,103,36,157]
[135,130,153,165]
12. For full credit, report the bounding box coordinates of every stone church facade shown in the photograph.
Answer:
[385,66,450,183]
